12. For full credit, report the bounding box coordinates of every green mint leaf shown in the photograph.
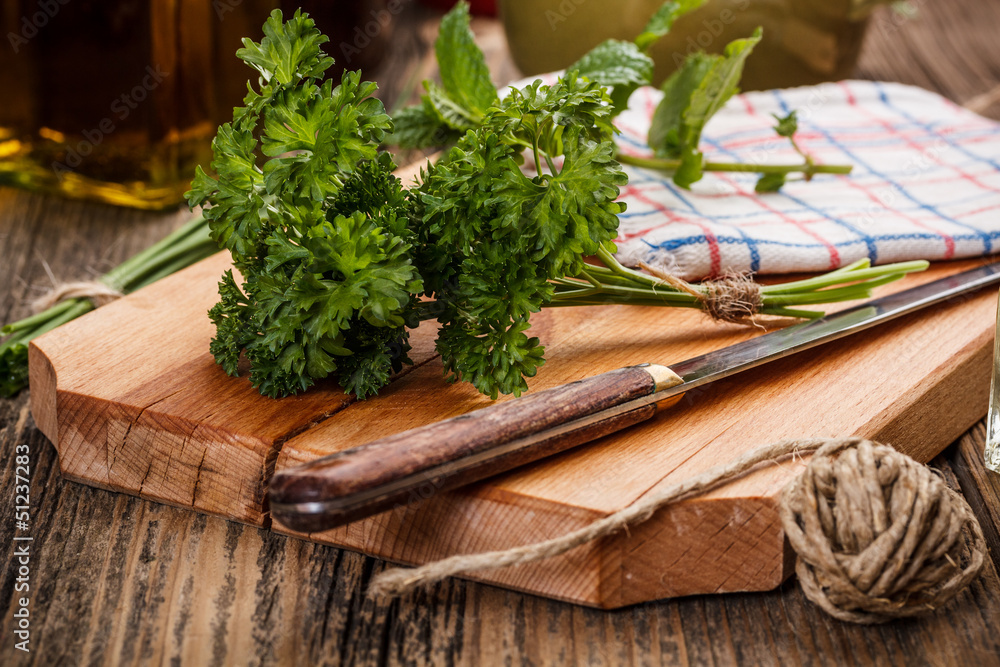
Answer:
[386,0,499,150]
[755,172,787,193]
[773,110,798,138]
[635,0,707,51]
[425,81,481,131]
[648,27,762,187]
[648,52,715,157]
[435,1,498,120]
[681,27,762,142]
[569,40,653,115]
[386,100,462,148]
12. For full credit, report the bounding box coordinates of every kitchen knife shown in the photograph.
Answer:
[984,288,1000,473]
[269,262,1000,532]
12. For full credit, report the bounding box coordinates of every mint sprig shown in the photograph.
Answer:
[394,1,851,192]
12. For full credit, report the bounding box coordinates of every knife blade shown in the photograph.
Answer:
[269,262,1000,532]
[984,287,1000,473]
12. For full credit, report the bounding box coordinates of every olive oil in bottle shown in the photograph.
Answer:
[0,0,390,210]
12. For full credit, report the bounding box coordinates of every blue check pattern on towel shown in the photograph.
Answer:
[610,80,1000,280]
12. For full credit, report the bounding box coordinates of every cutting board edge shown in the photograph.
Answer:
[28,340,58,446]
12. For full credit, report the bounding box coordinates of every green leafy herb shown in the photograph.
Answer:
[183,5,921,401]
[773,110,799,138]
[434,1,498,119]
[0,4,926,402]
[646,27,761,186]
[566,0,707,115]
[187,9,422,399]
[635,0,706,51]
[395,2,850,192]
[754,172,787,193]
[409,76,625,397]
[569,40,653,115]
[385,2,497,147]
[0,215,217,398]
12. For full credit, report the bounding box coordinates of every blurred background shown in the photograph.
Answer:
[0,0,991,211]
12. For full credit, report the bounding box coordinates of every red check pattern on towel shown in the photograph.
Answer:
[611,81,1000,280]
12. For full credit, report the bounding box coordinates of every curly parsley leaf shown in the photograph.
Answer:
[236,8,334,86]
[187,9,423,399]
[0,343,28,399]
[408,75,625,397]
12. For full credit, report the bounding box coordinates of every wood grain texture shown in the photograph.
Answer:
[27,250,441,525]
[4,0,1000,663]
[275,257,999,607]
[28,235,1000,606]
[268,365,663,532]
[5,389,1000,666]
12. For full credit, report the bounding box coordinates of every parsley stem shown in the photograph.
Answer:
[593,246,662,287]
[1,214,218,397]
[548,258,927,319]
[761,260,928,295]
[616,152,853,176]
[1,300,75,334]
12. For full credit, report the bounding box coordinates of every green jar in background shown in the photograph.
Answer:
[500,0,895,91]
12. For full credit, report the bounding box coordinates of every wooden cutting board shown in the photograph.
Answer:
[28,248,998,608]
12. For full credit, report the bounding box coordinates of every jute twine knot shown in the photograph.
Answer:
[31,281,123,314]
[781,438,985,623]
[369,438,986,624]
[639,261,763,323]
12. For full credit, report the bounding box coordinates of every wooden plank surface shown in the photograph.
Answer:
[4,0,1000,663]
[27,246,999,606]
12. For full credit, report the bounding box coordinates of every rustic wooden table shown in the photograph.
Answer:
[4,2,1000,664]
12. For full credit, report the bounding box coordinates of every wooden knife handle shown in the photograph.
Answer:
[269,364,683,532]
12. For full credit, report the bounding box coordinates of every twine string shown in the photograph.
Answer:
[639,261,763,322]
[368,438,986,624]
[31,281,123,314]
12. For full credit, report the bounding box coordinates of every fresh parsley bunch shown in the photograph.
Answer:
[410,75,627,397]
[0,4,925,401]
[186,5,926,402]
[186,10,422,398]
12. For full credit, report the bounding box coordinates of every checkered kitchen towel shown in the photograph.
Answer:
[608,80,1000,279]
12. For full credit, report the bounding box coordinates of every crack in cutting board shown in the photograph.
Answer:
[28,251,997,607]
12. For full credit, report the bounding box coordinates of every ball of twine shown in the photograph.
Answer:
[780,438,986,624]
[370,438,986,624]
